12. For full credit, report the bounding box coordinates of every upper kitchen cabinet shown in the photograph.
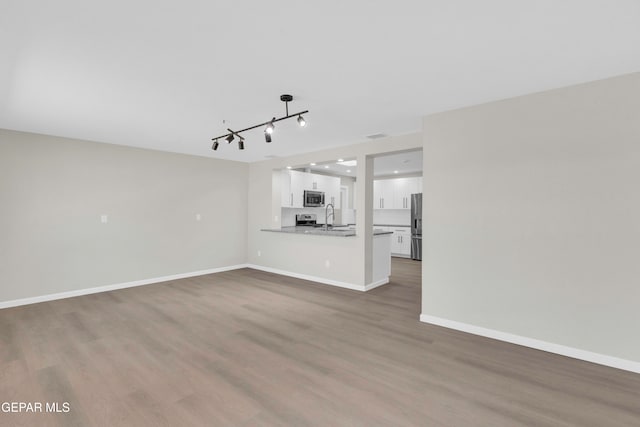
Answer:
[281,170,306,208]
[373,179,394,209]
[373,177,422,210]
[281,170,340,208]
[318,175,341,209]
[393,177,421,209]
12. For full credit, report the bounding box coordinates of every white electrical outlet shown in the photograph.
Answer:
[325,259,331,268]
[101,214,108,224]
[196,214,201,221]
[257,250,261,257]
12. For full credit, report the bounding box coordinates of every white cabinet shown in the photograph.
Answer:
[373,177,421,210]
[281,170,306,208]
[281,170,341,208]
[393,177,420,210]
[308,174,322,191]
[322,176,341,209]
[373,179,394,209]
[281,170,292,207]
[390,227,411,257]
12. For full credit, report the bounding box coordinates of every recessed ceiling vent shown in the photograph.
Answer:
[366,133,387,139]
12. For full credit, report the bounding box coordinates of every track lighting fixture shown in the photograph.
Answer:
[210,94,309,151]
[265,120,275,135]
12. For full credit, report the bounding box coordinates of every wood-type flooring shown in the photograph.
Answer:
[1,258,639,426]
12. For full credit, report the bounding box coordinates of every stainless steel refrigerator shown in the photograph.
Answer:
[411,193,422,260]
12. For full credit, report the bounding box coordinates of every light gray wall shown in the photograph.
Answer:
[0,129,248,303]
[422,72,640,362]
[248,133,422,286]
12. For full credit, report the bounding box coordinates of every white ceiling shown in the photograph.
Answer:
[2,1,640,163]
[305,150,423,177]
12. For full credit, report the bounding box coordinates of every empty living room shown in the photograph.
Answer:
[1,1,640,426]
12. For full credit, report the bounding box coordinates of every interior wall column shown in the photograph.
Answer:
[356,154,374,285]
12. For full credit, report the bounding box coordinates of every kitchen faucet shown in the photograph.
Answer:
[325,203,335,230]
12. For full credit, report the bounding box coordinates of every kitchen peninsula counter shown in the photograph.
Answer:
[261,226,393,237]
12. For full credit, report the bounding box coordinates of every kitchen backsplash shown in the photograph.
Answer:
[282,208,407,226]
[373,209,411,226]
[281,207,356,226]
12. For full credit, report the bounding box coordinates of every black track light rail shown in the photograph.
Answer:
[211,110,309,142]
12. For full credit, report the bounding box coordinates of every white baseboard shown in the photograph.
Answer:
[247,264,387,292]
[0,264,249,309]
[364,278,389,291]
[420,314,640,374]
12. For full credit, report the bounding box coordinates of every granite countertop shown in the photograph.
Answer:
[261,226,393,237]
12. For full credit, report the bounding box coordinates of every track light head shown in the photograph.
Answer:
[212,140,219,151]
[297,115,306,127]
[226,134,234,143]
[238,139,244,150]
[265,132,272,143]
[265,121,274,135]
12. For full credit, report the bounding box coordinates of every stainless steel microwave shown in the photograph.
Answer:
[304,190,325,207]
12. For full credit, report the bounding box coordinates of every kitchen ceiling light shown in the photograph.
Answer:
[238,139,244,150]
[212,140,219,151]
[337,160,357,167]
[211,94,309,152]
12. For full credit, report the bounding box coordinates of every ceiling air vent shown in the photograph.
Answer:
[366,133,387,140]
